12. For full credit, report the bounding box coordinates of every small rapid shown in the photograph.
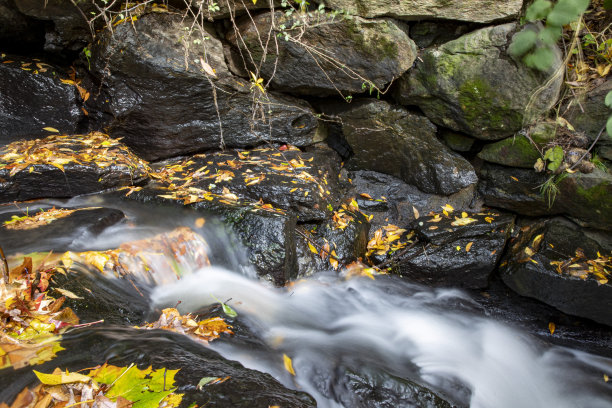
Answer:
[152,266,612,408]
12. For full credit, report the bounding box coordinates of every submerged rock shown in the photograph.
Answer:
[0,57,85,145]
[121,146,345,283]
[0,206,125,254]
[478,163,612,230]
[329,100,477,195]
[318,0,522,23]
[88,12,320,161]
[391,210,514,289]
[500,217,612,327]
[396,23,563,140]
[227,12,416,96]
[0,133,150,203]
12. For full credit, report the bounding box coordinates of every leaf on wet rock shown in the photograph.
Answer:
[450,216,477,227]
[548,322,555,335]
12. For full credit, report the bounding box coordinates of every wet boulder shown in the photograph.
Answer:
[349,170,477,234]
[0,0,45,52]
[0,57,85,145]
[500,217,612,327]
[0,132,150,203]
[13,0,92,54]
[0,206,125,255]
[88,11,320,161]
[227,12,416,96]
[382,210,514,289]
[440,130,476,153]
[297,207,370,277]
[330,100,477,195]
[478,163,612,231]
[317,0,522,23]
[396,23,563,140]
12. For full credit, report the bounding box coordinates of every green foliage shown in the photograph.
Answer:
[510,0,590,71]
[539,172,568,207]
[543,145,564,171]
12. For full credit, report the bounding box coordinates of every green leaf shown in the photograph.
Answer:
[607,116,612,139]
[90,364,182,408]
[197,377,218,389]
[524,46,556,71]
[509,30,538,57]
[604,91,612,109]
[544,146,564,171]
[221,303,238,318]
[538,25,562,45]
[547,0,589,27]
[605,0,612,10]
[525,0,553,21]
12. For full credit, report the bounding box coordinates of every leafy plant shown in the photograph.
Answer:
[509,0,590,70]
[539,172,568,207]
[543,145,565,171]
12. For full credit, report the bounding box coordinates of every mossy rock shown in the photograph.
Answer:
[441,130,475,152]
[478,135,541,168]
[319,0,522,23]
[395,23,563,140]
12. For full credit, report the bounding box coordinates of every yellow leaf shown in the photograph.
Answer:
[524,247,534,257]
[33,370,92,385]
[484,217,494,223]
[349,199,359,211]
[456,246,461,251]
[54,288,83,299]
[532,234,544,249]
[461,212,468,218]
[360,193,372,199]
[604,374,609,382]
[441,204,454,213]
[466,242,473,252]
[252,0,257,4]
[412,206,419,219]
[307,242,318,255]
[450,217,477,226]
[42,127,59,133]
[283,354,295,376]
[330,250,338,270]
[548,322,555,335]
[195,218,205,228]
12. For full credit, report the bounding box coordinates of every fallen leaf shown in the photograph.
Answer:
[412,206,419,219]
[548,322,555,335]
[42,127,59,133]
[54,288,83,300]
[194,218,205,228]
[283,354,295,376]
[466,242,473,252]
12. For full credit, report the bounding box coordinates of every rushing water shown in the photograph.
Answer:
[2,197,612,407]
[152,266,612,408]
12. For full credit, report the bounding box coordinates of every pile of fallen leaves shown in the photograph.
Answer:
[366,225,413,257]
[144,146,333,215]
[0,255,78,371]
[140,308,233,344]
[2,364,184,408]
[0,132,151,178]
[550,249,611,285]
[2,208,80,231]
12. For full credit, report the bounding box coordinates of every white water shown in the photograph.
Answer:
[152,266,612,408]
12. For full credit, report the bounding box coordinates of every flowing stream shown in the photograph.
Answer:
[2,197,612,407]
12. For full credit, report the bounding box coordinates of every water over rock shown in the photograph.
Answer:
[0,205,125,255]
[226,12,416,96]
[327,100,477,195]
[396,23,564,140]
[0,133,150,203]
[317,0,523,23]
[500,217,612,327]
[88,11,320,161]
[0,57,85,145]
[478,163,612,231]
